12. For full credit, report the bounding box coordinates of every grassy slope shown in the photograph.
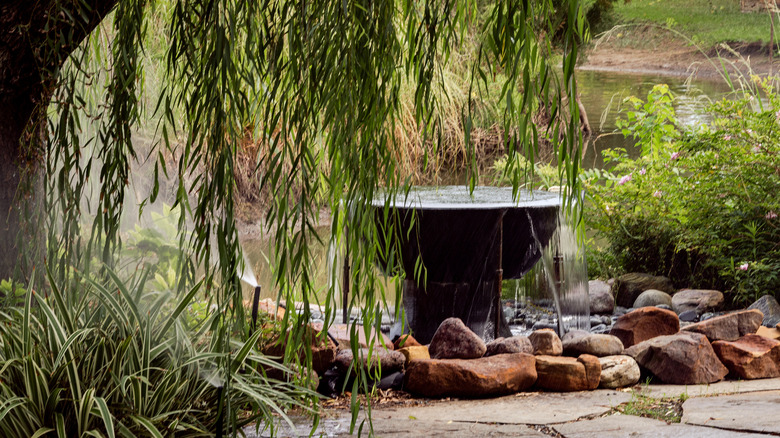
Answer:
[612,0,775,47]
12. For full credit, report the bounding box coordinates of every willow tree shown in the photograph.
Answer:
[1,0,584,433]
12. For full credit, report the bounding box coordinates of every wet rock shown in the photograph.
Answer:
[655,304,672,311]
[529,328,563,356]
[748,295,780,327]
[589,280,614,314]
[633,289,673,308]
[376,371,405,391]
[678,310,699,322]
[428,318,486,359]
[562,331,624,357]
[611,273,675,309]
[613,306,629,316]
[757,326,780,340]
[404,353,537,398]
[263,323,338,375]
[598,355,640,389]
[329,323,394,350]
[590,324,609,334]
[625,332,728,384]
[535,354,600,391]
[393,334,421,350]
[333,348,405,375]
[610,307,680,349]
[712,334,780,380]
[397,346,430,365]
[485,336,533,357]
[672,289,724,315]
[532,321,558,332]
[681,309,764,342]
[700,312,716,321]
[590,316,604,327]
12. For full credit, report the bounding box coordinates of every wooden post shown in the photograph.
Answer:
[495,213,504,339]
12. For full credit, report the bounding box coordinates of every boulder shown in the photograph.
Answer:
[485,336,533,357]
[562,331,624,357]
[681,309,764,342]
[598,355,640,389]
[393,334,421,350]
[757,326,780,340]
[589,280,614,314]
[404,353,537,398]
[625,332,728,384]
[333,348,405,375]
[529,328,563,356]
[397,346,430,365]
[610,307,680,348]
[535,354,601,391]
[633,289,673,309]
[428,318,486,359]
[611,273,674,309]
[671,289,724,315]
[748,295,780,327]
[678,310,698,322]
[712,334,780,380]
[263,323,338,375]
[328,323,394,350]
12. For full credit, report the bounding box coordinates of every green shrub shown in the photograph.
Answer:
[583,81,780,306]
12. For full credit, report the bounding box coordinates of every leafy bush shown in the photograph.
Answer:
[583,81,780,306]
[0,270,313,437]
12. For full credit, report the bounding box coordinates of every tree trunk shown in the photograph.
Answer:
[0,106,26,281]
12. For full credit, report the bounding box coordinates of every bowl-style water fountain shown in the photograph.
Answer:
[371,186,565,343]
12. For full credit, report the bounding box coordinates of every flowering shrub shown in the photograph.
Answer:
[583,81,780,306]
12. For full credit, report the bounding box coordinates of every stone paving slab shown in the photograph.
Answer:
[682,390,780,435]
[554,413,768,438]
[638,377,780,399]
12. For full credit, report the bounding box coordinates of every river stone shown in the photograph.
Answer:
[625,331,728,384]
[534,354,601,391]
[598,355,640,389]
[333,348,405,375]
[485,336,533,356]
[393,334,421,350]
[397,346,430,365]
[589,279,614,314]
[632,289,673,308]
[681,309,764,342]
[404,353,537,398]
[263,322,338,375]
[757,326,780,340]
[610,307,680,349]
[329,323,394,350]
[529,328,563,356]
[611,273,675,309]
[428,317,486,359]
[712,334,780,380]
[562,331,624,357]
[748,294,780,327]
[671,289,724,314]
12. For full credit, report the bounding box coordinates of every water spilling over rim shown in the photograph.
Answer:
[370,186,561,210]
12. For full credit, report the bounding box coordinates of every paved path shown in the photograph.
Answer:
[245,378,780,437]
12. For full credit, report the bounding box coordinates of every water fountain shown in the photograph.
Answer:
[370,186,589,343]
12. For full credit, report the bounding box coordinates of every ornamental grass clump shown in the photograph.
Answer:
[584,80,780,306]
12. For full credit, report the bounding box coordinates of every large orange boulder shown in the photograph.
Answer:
[610,307,679,348]
[404,353,537,398]
[535,354,601,391]
[712,334,780,379]
[625,332,728,384]
[681,309,763,342]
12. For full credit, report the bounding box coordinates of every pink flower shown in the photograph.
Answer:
[753,146,762,153]
[723,134,732,141]
[739,263,749,271]
[767,211,778,219]
[670,152,680,160]
[746,129,754,135]
[618,174,632,185]
[775,109,780,120]
[653,190,662,198]
[640,167,646,175]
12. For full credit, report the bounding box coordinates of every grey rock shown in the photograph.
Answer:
[700,312,715,321]
[590,324,609,334]
[590,316,604,327]
[613,306,629,316]
[598,355,640,389]
[532,321,559,332]
[485,335,533,356]
[611,273,674,309]
[679,310,699,322]
[428,317,486,359]
[672,289,724,315]
[589,280,614,314]
[562,331,624,357]
[655,304,672,311]
[748,294,780,327]
[333,348,405,376]
[633,289,673,308]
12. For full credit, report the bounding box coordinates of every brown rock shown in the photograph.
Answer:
[671,289,724,314]
[712,334,780,379]
[757,326,780,340]
[562,331,624,357]
[393,334,421,350]
[328,323,394,350]
[681,309,764,342]
[398,345,430,365]
[428,318,486,359]
[404,353,537,398]
[485,336,533,357]
[333,348,405,375]
[625,332,728,384]
[589,280,614,314]
[610,307,680,348]
[529,329,563,356]
[598,355,640,389]
[535,354,600,391]
[611,273,675,309]
[263,323,338,375]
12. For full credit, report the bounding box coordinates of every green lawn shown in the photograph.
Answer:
[612,0,775,47]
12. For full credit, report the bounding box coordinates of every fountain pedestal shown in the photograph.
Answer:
[371,187,560,343]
